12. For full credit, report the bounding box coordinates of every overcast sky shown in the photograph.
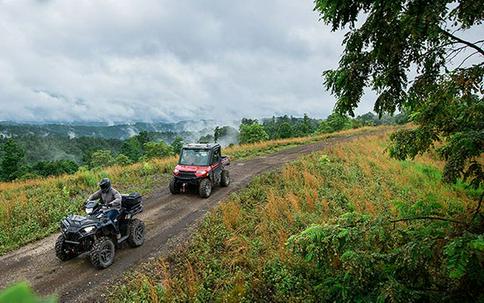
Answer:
[0,0,376,123]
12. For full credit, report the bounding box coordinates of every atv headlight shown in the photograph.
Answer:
[83,226,95,233]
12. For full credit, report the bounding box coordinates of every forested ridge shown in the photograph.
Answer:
[0,112,405,182]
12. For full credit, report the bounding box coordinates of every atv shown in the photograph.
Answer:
[55,193,145,269]
[170,143,230,198]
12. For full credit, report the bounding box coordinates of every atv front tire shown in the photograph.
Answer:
[199,178,212,198]
[90,236,115,269]
[127,219,145,247]
[220,170,230,187]
[169,178,180,194]
[55,234,77,261]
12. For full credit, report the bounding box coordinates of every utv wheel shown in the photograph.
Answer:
[169,178,180,194]
[55,234,77,261]
[199,178,212,198]
[90,236,115,269]
[127,219,145,247]
[220,170,230,187]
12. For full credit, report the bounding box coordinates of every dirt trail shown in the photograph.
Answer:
[0,130,384,302]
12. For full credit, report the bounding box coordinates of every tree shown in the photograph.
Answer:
[297,113,314,136]
[171,136,184,155]
[143,141,173,159]
[136,131,152,155]
[327,113,352,132]
[356,112,378,126]
[214,126,221,143]
[240,118,259,126]
[263,116,278,139]
[315,0,484,188]
[32,160,79,177]
[136,131,151,146]
[90,150,114,168]
[277,122,293,139]
[0,138,26,181]
[121,137,143,162]
[198,134,214,144]
[114,154,131,165]
[239,123,269,144]
[214,126,239,145]
[318,113,352,133]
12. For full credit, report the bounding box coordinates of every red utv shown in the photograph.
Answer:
[169,143,230,198]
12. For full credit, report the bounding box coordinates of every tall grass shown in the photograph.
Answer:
[110,130,482,302]
[0,126,377,255]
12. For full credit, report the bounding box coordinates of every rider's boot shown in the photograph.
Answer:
[112,218,121,239]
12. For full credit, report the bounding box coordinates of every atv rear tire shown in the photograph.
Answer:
[127,219,145,247]
[220,170,230,187]
[199,178,212,198]
[169,178,180,194]
[55,234,77,261]
[90,236,115,269]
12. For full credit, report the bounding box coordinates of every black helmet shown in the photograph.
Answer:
[99,178,111,193]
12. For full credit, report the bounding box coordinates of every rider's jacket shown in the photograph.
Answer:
[88,187,122,210]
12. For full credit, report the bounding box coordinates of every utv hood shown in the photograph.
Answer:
[175,164,208,171]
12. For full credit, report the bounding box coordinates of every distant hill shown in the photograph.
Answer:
[0,120,225,140]
[0,120,240,165]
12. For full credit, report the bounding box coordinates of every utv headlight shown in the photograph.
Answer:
[195,170,208,177]
[83,226,95,233]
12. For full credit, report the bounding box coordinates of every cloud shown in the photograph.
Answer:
[0,0,376,123]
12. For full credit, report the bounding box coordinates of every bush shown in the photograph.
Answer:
[143,141,173,159]
[89,150,114,168]
[170,136,184,155]
[239,123,269,144]
[0,282,56,303]
[114,154,131,165]
[31,160,79,177]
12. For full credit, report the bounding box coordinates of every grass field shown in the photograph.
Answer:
[0,127,377,255]
[110,130,483,302]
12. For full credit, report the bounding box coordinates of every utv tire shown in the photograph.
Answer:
[127,219,145,247]
[199,178,212,198]
[55,234,77,261]
[169,178,180,194]
[90,236,115,269]
[220,170,230,187]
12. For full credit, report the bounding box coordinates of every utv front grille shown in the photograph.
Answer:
[178,171,196,179]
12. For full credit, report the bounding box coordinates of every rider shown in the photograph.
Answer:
[88,178,122,238]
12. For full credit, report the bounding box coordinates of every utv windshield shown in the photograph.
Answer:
[179,149,210,166]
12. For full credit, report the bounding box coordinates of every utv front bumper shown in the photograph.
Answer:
[174,171,200,185]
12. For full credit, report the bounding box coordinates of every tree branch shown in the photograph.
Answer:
[390,216,467,225]
[440,29,484,56]
[471,191,483,222]
[456,51,479,69]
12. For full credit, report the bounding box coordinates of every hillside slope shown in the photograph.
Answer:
[111,131,483,302]
[0,128,384,302]
[0,127,375,256]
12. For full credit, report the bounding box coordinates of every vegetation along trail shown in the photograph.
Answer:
[0,128,385,302]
